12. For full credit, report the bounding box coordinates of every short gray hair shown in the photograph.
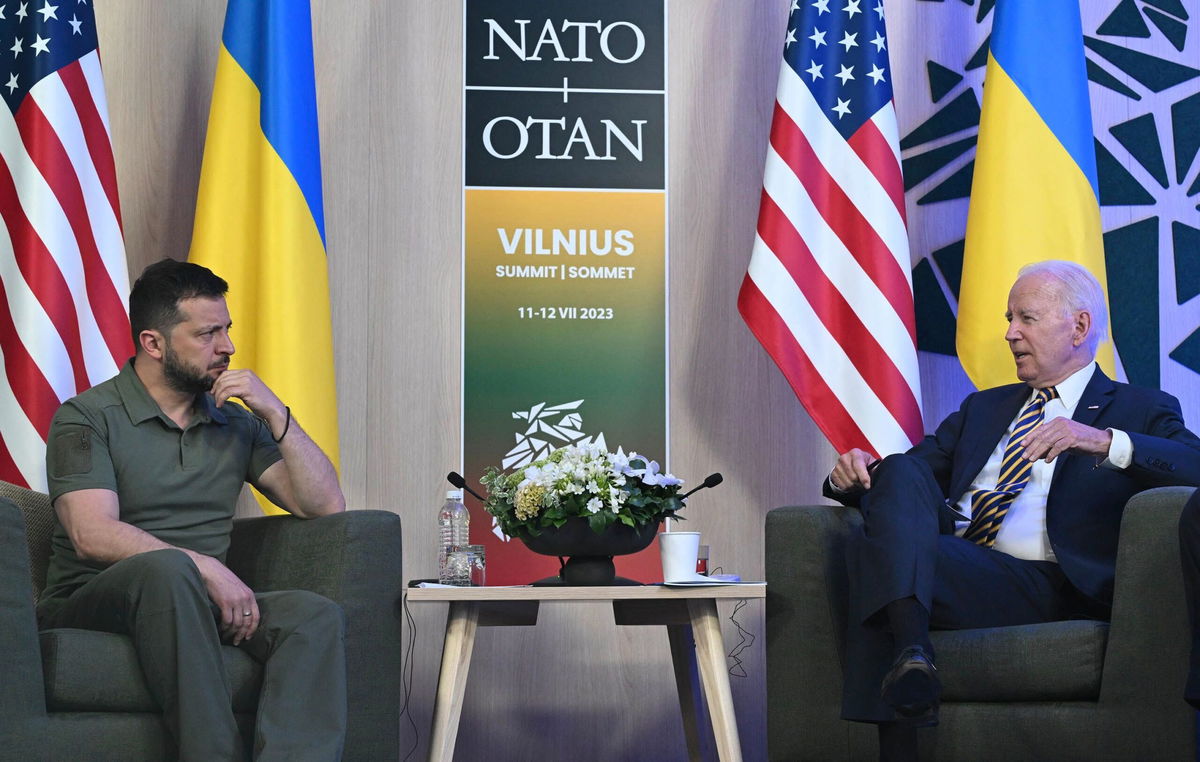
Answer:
[1017,260,1109,354]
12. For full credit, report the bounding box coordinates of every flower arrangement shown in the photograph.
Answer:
[481,444,685,538]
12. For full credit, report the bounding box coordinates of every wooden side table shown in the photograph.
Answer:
[406,584,766,762]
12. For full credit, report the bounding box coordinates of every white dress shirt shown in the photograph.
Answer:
[952,363,1132,561]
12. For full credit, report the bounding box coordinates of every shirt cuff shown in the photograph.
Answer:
[1101,428,1132,470]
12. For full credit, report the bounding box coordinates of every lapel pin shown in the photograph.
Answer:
[1087,405,1099,409]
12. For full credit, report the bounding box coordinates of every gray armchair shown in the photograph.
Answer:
[765,486,1196,761]
[0,481,404,761]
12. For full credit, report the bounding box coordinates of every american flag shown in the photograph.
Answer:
[738,0,922,458]
[0,0,130,490]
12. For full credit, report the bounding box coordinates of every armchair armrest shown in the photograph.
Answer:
[765,504,870,761]
[226,509,404,762]
[1099,487,1194,715]
[0,499,47,723]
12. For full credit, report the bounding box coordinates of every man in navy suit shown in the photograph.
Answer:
[824,260,1200,761]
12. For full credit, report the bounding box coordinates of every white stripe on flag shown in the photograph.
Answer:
[0,345,50,492]
[775,65,909,274]
[30,75,123,385]
[762,144,920,384]
[747,234,913,455]
[870,107,904,178]
[0,197,77,402]
[0,96,111,393]
[78,52,113,141]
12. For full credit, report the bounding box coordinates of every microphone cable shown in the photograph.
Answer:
[399,592,420,761]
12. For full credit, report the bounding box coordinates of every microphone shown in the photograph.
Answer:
[680,472,723,500]
[447,472,486,503]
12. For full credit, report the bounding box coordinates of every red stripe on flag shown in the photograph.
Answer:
[15,99,131,366]
[737,275,873,454]
[0,429,29,488]
[847,116,906,225]
[0,156,90,393]
[0,270,64,437]
[59,62,123,232]
[769,103,916,342]
[756,191,924,443]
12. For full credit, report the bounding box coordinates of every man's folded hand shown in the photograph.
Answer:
[831,448,879,491]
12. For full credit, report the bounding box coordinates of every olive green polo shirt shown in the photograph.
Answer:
[40,359,283,604]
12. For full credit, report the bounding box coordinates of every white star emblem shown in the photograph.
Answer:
[68,12,80,33]
[784,28,798,48]
[839,31,858,52]
[790,0,800,12]
[16,2,27,21]
[832,98,852,118]
[867,64,886,84]
[809,27,826,48]
[4,72,16,93]
[30,33,47,55]
[843,0,861,18]
[10,37,21,56]
[870,32,886,52]
[835,64,855,84]
[36,1,55,22]
[806,60,824,80]
[812,0,830,15]
[873,1,885,19]
[0,6,6,20]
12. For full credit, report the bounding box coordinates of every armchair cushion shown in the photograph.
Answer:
[933,619,1108,701]
[40,628,262,713]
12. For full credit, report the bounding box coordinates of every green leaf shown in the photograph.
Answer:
[587,512,608,533]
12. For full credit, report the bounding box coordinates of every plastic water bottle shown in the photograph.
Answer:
[437,490,470,584]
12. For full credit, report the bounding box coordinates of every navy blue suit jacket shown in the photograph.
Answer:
[831,368,1200,605]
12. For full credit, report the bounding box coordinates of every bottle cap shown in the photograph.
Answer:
[446,490,463,500]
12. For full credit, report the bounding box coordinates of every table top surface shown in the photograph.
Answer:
[406,583,766,602]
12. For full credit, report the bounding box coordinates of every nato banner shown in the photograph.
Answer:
[463,0,667,585]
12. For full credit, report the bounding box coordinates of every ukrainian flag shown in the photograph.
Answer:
[189,0,338,512]
[957,0,1115,390]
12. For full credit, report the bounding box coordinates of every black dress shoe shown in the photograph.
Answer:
[881,645,941,724]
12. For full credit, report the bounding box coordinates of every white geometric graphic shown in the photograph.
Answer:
[492,399,608,540]
[501,399,607,469]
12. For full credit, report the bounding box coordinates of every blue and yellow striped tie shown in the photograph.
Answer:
[963,387,1059,547]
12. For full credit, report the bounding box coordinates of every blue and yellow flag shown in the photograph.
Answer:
[957,0,1115,390]
[189,0,338,512]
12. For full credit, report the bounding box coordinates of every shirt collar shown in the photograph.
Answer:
[115,358,228,427]
[1031,361,1096,411]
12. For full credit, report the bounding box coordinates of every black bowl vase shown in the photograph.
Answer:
[517,517,660,585]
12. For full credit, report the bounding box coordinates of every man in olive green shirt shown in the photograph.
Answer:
[38,259,347,761]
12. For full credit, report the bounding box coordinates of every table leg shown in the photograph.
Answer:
[428,601,480,762]
[667,623,713,762]
[688,598,743,762]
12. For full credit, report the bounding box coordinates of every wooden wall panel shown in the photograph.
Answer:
[95,1,807,759]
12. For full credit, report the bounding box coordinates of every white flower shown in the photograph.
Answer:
[586,497,603,514]
[609,486,625,512]
[635,459,684,487]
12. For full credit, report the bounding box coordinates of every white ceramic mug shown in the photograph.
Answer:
[659,531,701,582]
